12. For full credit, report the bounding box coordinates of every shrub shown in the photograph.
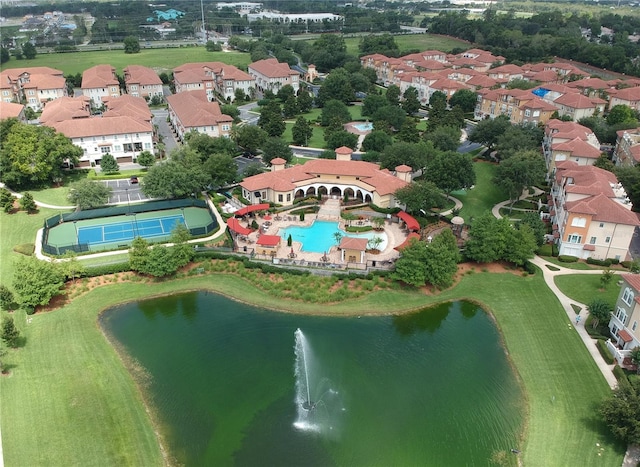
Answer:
[13,243,34,256]
[596,339,615,365]
[84,262,131,277]
[587,257,613,267]
[552,243,559,257]
[557,255,578,263]
[537,244,553,257]
[523,260,536,275]
[613,364,629,385]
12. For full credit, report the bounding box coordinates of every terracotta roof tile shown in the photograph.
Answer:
[82,65,118,89]
[123,65,162,86]
[166,90,233,128]
[249,58,297,78]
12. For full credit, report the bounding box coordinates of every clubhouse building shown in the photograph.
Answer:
[239,147,411,208]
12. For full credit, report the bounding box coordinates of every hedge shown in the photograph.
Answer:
[345,225,373,233]
[557,255,578,263]
[368,203,401,215]
[596,339,615,365]
[587,257,613,267]
[83,261,132,277]
[537,244,553,257]
[613,365,629,385]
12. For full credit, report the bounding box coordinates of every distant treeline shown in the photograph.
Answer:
[424,10,640,77]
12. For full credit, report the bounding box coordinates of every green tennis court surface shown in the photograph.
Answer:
[46,207,214,253]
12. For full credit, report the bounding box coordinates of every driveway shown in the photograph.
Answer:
[234,155,264,177]
[102,179,149,204]
[152,108,178,154]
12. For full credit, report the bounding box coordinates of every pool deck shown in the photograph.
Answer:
[234,212,406,267]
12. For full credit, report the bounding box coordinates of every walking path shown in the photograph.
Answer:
[492,186,544,220]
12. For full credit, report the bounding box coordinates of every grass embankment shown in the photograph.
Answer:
[555,274,621,307]
[0,265,624,466]
[342,34,470,56]
[0,48,251,75]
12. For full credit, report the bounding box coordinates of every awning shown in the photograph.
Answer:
[583,244,596,251]
[227,218,253,236]
[257,234,281,246]
[397,211,420,231]
[235,203,270,217]
[619,329,634,343]
[394,232,421,251]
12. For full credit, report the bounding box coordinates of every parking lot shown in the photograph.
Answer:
[103,179,150,205]
[234,154,264,177]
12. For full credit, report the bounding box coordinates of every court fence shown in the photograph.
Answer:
[42,198,219,256]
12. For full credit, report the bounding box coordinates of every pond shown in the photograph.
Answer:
[101,292,524,466]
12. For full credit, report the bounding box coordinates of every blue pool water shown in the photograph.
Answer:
[353,122,374,132]
[279,221,388,253]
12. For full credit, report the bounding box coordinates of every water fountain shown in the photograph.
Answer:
[293,328,344,435]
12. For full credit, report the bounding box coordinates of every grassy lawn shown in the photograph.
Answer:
[282,123,325,148]
[342,34,470,56]
[555,274,621,307]
[454,161,506,221]
[0,209,55,284]
[539,256,617,271]
[0,266,624,465]
[1,48,251,75]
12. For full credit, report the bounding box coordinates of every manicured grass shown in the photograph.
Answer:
[0,266,624,465]
[282,123,325,148]
[0,209,55,284]
[1,48,251,75]
[555,274,621,307]
[454,161,506,221]
[540,256,618,271]
[342,34,470,56]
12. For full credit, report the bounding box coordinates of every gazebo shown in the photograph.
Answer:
[339,237,368,264]
[256,234,281,256]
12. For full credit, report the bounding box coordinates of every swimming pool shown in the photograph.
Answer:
[353,122,374,132]
[279,220,388,253]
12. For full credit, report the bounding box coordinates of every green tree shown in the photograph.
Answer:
[495,124,543,160]
[449,89,477,113]
[262,137,293,164]
[600,268,614,288]
[296,90,313,114]
[0,285,15,310]
[19,192,37,213]
[220,104,240,121]
[99,153,119,174]
[0,123,82,189]
[395,180,444,214]
[142,158,208,199]
[386,85,401,106]
[1,316,20,348]
[277,84,296,102]
[320,99,352,127]
[396,118,421,143]
[465,214,512,263]
[282,96,298,119]
[233,125,267,155]
[401,87,421,115]
[0,47,9,64]
[258,100,285,137]
[424,151,476,196]
[600,378,640,444]
[324,130,358,150]
[186,133,237,158]
[68,179,112,210]
[362,94,388,118]
[587,298,612,329]
[60,251,86,283]
[204,153,238,188]
[234,88,247,102]
[205,41,222,52]
[607,104,638,126]
[137,151,156,170]
[424,229,461,288]
[392,238,428,287]
[468,115,512,151]
[494,151,546,212]
[593,154,616,172]
[504,224,537,266]
[518,212,546,247]
[380,141,436,172]
[372,105,407,131]
[12,256,64,310]
[425,126,462,152]
[129,237,150,272]
[242,163,264,178]
[123,35,140,54]
[362,130,393,152]
[291,116,313,146]
[22,41,36,59]
[316,68,354,106]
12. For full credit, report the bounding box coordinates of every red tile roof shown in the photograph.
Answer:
[249,58,298,78]
[102,95,152,122]
[166,90,232,128]
[622,274,640,291]
[552,137,601,158]
[40,96,91,123]
[0,102,24,119]
[49,115,152,138]
[82,65,118,89]
[226,218,253,236]
[123,65,162,86]
[257,234,281,246]
[339,237,369,251]
[565,194,640,226]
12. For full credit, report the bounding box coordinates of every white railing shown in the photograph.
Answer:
[606,339,630,365]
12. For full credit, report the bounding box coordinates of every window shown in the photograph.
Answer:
[114,145,121,151]
[144,142,151,149]
[287,194,291,201]
[623,288,634,306]
[100,147,112,154]
[616,307,628,324]
[590,237,596,244]
[278,194,283,202]
[633,321,638,332]
[222,125,230,131]
[568,234,582,243]
[600,223,604,228]
[571,217,586,227]
[524,109,531,117]
[606,236,611,243]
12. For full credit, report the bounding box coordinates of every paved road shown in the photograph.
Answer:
[237,102,260,126]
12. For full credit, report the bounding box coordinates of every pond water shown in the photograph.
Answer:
[279,220,388,253]
[101,292,524,466]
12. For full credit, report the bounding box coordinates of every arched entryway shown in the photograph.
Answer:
[344,188,355,200]
[364,194,372,203]
[318,186,328,197]
[306,186,316,196]
[294,189,305,199]
[330,186,342,196]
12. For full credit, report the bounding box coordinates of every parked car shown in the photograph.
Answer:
[130,176,139,184]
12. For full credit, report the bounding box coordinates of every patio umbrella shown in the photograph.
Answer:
[264,215,272,220]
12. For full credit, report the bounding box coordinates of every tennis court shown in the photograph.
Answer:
[44,206,216,253]
[77,214,184,245]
